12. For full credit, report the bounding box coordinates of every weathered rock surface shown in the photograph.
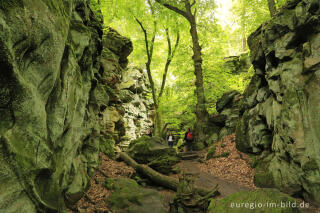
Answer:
[119,67,154,148]
[207,188,302,213]
[106,178,167,213]
[0,1,104,212]
[206,90,242,145]
[223,52,251,74]
[127,136,180,174]
[0,1,152,212]
[98,30,153,153]
[236,0,320,204]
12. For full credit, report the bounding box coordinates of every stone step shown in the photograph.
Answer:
[178,152,200,160]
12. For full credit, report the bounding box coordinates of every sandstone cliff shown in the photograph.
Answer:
[236,0,320,204]
[0,1,151,212]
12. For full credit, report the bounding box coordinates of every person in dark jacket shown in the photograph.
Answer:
[167,132,174,148]
[184,128,193,151]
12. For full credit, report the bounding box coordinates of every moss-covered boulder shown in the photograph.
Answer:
[253,157,275,188]
[207,189,302,213]
[127,136,180,174]
[106,178,167,213]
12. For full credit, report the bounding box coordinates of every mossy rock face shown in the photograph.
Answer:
[238,0,320,204]
[127,136,179,174]
[207,189,302,213]
[106,178,167,213]
[253,159,275,188]
[100,134,116,158]
[0,0,134,211]
[216,90,241,113]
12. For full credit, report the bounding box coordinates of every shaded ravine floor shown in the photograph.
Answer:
[67,152,320,213]
[176,159,253,197]
[68,142,320,213]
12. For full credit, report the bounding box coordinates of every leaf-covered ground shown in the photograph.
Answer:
[68,153,135,213]
[199,134,256,189]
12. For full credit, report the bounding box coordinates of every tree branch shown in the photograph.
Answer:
[155,0,189,18]
[135,17,158,107]
[158,29,180,100]
[135,17,151,60]
[171,30,180,59]
[191,0,196,7]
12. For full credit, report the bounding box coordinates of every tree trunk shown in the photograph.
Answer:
[119,152,220,197]
[186,4,208,144]
[268,0,277,17]
[154,0,209,144]
[154,108,162,137]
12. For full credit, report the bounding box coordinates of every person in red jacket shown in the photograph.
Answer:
[184,128,193,151]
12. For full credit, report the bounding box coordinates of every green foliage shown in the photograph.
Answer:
[95,0,275,134]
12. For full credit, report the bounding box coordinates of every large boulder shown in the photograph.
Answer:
[127,136,180,174]
[106,178,167,213]
[236,0,320,205]
[207,188,302,213]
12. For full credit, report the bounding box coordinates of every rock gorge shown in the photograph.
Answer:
[0,0,152,212]
[0,0,320,212]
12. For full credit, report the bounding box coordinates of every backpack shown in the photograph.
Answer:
[186,132,193,140]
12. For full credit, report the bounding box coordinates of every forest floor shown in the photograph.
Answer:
[68,134,320,213]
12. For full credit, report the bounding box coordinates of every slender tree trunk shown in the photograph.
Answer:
[154,109,162,137]
[188,15,208,143]
[136,14,179,137]
[268,0,277,17]
[155,0,209,145]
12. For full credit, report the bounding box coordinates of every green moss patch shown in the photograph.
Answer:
[206,145,216,160]
[253,160,275,188]
[106,178,167,213]
[208,188,301,213]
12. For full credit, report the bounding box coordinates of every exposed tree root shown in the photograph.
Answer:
[119,152,220,197]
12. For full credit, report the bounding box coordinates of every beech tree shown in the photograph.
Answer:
[155,0,209,144]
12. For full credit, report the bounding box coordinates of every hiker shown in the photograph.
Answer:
[184,128,193,151]
[147,129,152,137]
[167,132,174,148]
